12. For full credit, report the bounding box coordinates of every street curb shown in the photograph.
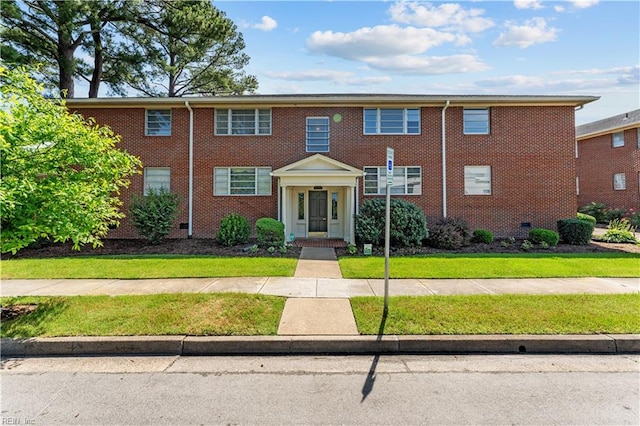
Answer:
[2,334,639,356]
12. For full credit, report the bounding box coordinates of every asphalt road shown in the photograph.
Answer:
[2,354,638,425]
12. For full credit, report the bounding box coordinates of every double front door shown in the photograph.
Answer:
[308,190,328,233]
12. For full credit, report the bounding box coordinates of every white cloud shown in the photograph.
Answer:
[307,25,462,60]
[365,54,490,74]
[388,1,494,33]
[493,17,559,48]
[568,0,599,9]
[252,16,277,31]
[514,0,544,9]
[264,69,392,86]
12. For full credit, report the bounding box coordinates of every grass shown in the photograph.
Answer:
[350,294,640,335]
[0,255,298,279]
[339,253,640,279]
[0,294,286,338]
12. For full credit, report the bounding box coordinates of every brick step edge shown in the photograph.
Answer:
[2,335,639,356]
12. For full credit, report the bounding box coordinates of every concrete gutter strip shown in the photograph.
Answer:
[2,335,638,357]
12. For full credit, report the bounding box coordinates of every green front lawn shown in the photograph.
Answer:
[339,253,640,279]
[351,294,640,335]
[1,294,286,337]
[0,256,298,279]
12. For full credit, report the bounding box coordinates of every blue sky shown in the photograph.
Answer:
[216,0,639,124]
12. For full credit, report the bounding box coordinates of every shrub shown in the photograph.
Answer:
[528,228,559,246]
[426,217,471,250]
[471,229,494,244]
[216,214,250,246]
[578,202,608,223]
[557,218,594,245]
[520,240,533,251]
[355,198,428,247]
[624,207,640,228]
[129,188,179,244]
[600,218,638,244]
[255,218,285,247]
[604,208,626,222]
[577,212,596,225]
[347,244,358,255]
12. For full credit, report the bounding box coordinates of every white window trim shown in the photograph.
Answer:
[214,108,272,136]
[613,173,626,190]
[612,131,624,148]
[306,116,330,152]
[143,167,170,195]
[363,108,421,135]
[464,165,492,195]
[463,108,490,135]
[145,109,171,136]
[363,166,422,195]
[214,167,272,196]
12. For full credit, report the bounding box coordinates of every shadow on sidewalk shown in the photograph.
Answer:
[361,307,388,402]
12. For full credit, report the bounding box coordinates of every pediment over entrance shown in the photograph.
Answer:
[272,154,362,178]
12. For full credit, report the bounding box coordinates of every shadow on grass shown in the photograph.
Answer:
[1,297,69,338]
[361,306,388,403]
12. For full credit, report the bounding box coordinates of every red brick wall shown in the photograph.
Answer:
[577,128,640,210]
[74,104,579,239]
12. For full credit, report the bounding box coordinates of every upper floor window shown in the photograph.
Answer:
[143,167,170,195]
[214,167,271,195]
[612,131,624,148]
[464,165,492,195]
[364,166,421,195]
[306,117,330,152]
[364,108,420,135]
[215,109,271,135]
[463,108,490,135]
[146,110,171,136]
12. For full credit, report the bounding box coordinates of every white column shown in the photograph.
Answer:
[281,185,288,241]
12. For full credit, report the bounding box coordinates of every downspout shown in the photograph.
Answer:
[185,101,194,238]
[441,100,450,218]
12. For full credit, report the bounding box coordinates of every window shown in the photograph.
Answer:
[612,132,624,147]
[298,193,305,220]
[363,108,420,134]
[464,166,492,195]
[331,192,338,220]
[613,173,626,190]
[306,117,330,152]
[215,109,271,135]
[214,167,271,195]
[363,166,421,195]
[143,167,170,195]
[146,110,171,136]
[463,108,489,134]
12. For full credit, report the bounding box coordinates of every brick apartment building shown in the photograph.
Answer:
[576,109,640,211]
[66,94,597,243]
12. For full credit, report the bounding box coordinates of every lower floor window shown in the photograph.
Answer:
[363,166,421,195]
[144,167,170,195]
[214,167,272,195]
[613,173,626,190]
[465,166,492,195]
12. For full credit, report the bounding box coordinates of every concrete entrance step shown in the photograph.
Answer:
[294,247,342,278]
[277,298,359,335]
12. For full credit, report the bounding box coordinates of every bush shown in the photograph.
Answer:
[578,202,608,223]
[472,229,494,244]
[255,218,285,247]
[528,228,559,246]
[216,214,250,246]
[130,188,180,244]
[600,218,638,244]
[426,217,471,250]
[577,212,596,225]
[557,218,594,245]
[355,198,428,247]
[624,207,640,228]
[604,208,626,222]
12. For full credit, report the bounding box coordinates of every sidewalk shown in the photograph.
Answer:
[2,248,639,356]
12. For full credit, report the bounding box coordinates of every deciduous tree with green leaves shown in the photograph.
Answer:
[0,67,142,254]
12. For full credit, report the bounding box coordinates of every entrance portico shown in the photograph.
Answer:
[272,154,363,243]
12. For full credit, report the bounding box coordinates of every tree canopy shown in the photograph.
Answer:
[0,66,142,254]
[1,0,257,97]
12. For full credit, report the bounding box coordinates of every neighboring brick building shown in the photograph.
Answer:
[576,109,640,211]
[66,94,597,242]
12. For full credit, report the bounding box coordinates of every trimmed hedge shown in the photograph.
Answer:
[577,212,596,225]
[355,198,428,247]
[528,228,559,246]
[216,214,250,246]
[256,218,285,247]
[472,229,494,244]
[557,218,594,245]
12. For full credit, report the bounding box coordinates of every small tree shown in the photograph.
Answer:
[129,188,179,244]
